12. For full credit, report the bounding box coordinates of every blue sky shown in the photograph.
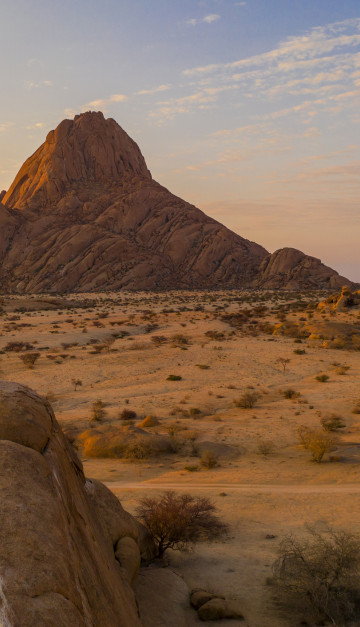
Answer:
[0,0,359,280]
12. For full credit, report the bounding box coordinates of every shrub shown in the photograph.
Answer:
[120,408,137,421]
[315,374,329,382]
[4,341,34,352]
[293,349,306,355]
[151,335,167,346]
[234,392,259,409]
[257,440,274,456]
[91,400,107,422]
[321,414,346,432]
[19,352,40,369]
[276,357,290,372]
[335,365,350,375]
[136,491,228,558]
[72,378,82,391]
[123,437,155,460]
[171,334,189,347]
[297,426,338,463]
[167,374,182,381]
[200,450,218,469]
[271,526,360,625]
[352,402,360,415]
[282,388,298,399]
[189,407,201,416]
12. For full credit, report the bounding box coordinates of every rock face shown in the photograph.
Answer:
[0,381,153,627]
[0,111,353,292]
[256,247,351,290]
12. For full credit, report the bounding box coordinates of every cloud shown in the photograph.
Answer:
[82,93,128,111]
[135,84,172,96]
[183,17,360,76]
[186,14,220,26]
[109,94,127,102]
[25,122,45,130]
[0,123,12,132]
[203,14,220,24]
[25,80,53,89]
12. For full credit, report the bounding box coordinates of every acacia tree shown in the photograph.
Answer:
[136,491,228,558]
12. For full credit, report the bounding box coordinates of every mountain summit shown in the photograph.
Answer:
[0,112,352,292]
[3,112,151,210]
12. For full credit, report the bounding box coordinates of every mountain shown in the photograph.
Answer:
[0,111,352,292]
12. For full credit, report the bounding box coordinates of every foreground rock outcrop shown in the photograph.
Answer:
[0,381,153,626]
[0,111,353,292]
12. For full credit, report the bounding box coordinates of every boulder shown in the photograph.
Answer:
[139,414,160,428]
[190,588,222,610]
[197,597,244,621]
[0,381,151,626]
[134,567,189,627]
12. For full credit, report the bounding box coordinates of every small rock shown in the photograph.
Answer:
[190,589,219,610]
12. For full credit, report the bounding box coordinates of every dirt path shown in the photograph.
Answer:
[105,481,360,493]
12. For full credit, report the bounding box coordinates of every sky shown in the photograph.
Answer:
[0,0,359,281]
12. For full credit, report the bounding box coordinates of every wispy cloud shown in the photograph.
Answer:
[184,18,360,76]
[82,93,128,111]
[186,14,221,26]
[25,122,45,130]
[0,123,13,132]
[25,80,53,89]
[135,84,172,96]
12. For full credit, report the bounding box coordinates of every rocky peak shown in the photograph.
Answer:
[3,111,151,210]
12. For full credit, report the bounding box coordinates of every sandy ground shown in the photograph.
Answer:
[1,289,359,626]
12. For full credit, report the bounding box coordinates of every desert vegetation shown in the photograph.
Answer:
[0,288,359,626]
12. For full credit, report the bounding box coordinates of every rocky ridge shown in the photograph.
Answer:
[0,111,353,292]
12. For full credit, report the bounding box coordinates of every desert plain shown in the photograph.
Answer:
[1,288,360,627]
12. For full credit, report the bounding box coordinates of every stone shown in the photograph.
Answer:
[197,597,244,621]
[197,598,228,620]
[115,536,141,585]
[0,381,153,626]
[139,414,160,428]
[190,588,220,609]
[134,567,189,627]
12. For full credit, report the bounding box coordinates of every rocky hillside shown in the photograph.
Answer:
[0,112,352,292]
[0,381,155,626]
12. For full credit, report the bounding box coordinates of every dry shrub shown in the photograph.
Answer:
[352,401,360,415]
[120,408,137,421]
[315,374,330,382]
[272,526,360,625]
[171,333,189,347]
[234,392,259,409]
[297,426,339,463]
[136,490,228,558]
[19,352,40,369]
[91,400,107,422]
[257,440,274,456]
[5,341,34,352]
[151,335,167,346]
[321,414,346,432]
[282,388,299,399]
[200,450,218,469]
